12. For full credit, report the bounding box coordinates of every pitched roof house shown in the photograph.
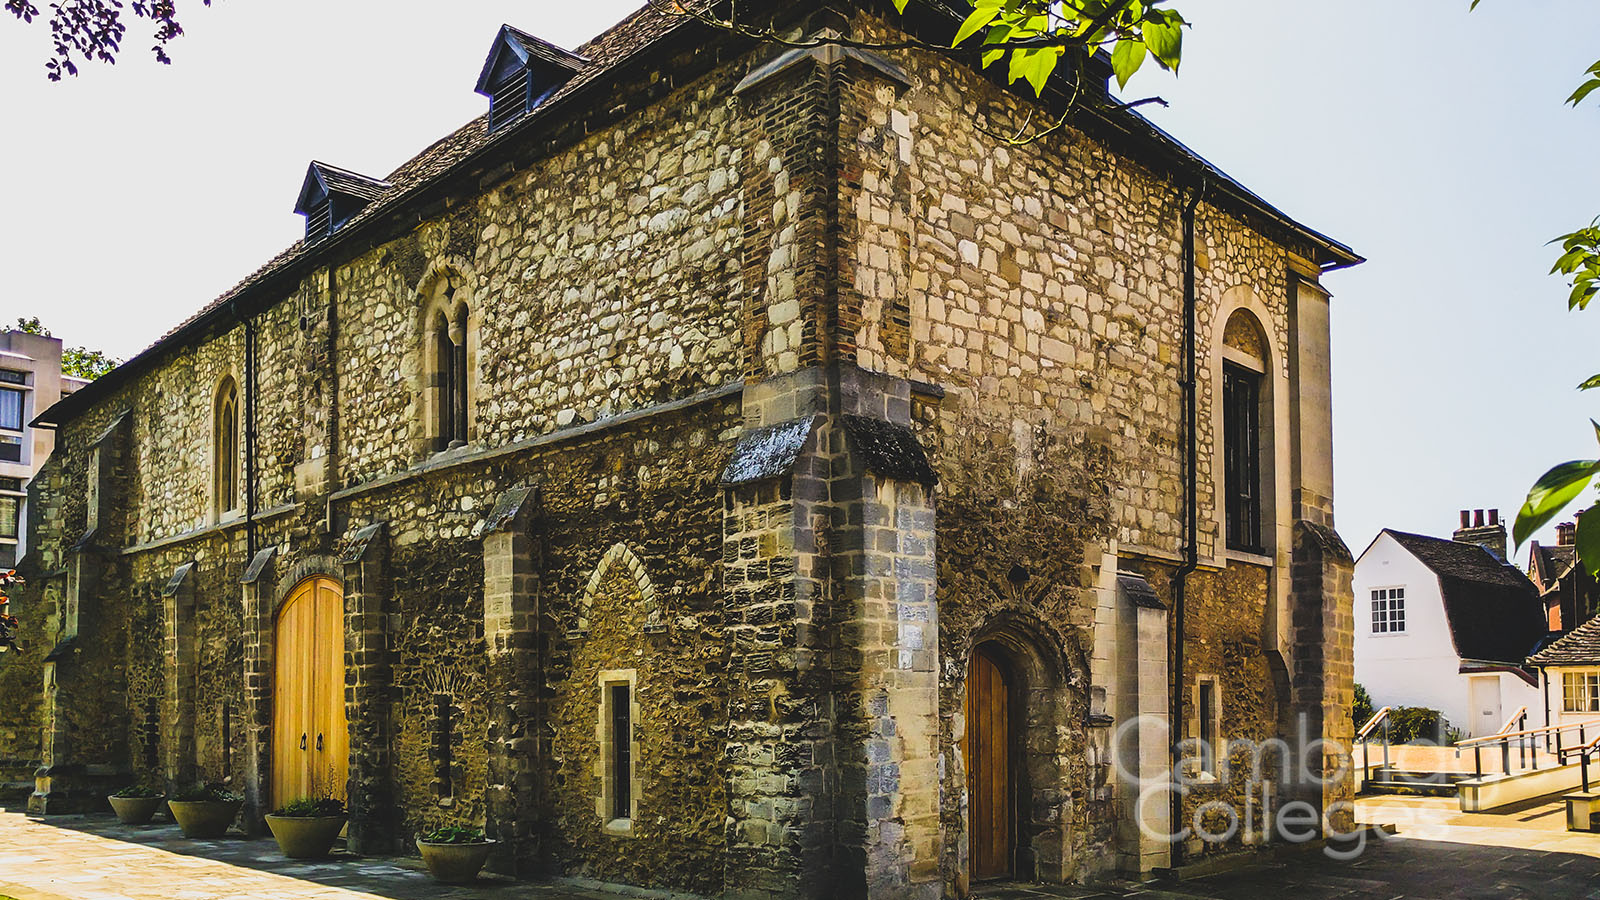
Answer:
[1527,520,1597,634]
[1353,511,1548,737]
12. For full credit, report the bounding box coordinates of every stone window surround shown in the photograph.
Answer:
[414,262,482,460]
[595,667,639,836]
[1188,675,1224,782]
[1208,289,1288,569]
[210,372,244,526]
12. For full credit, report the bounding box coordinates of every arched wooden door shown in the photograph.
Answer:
[966,645,1013,881]
[272,576,349,808]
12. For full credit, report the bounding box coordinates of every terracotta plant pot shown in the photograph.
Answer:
[107,795,164,825]
[166,799,243,838]
[416,838,495,884]
[265,814,346,859]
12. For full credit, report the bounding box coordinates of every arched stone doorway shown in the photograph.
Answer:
[962,618,1074,885]
[272,575,348,808]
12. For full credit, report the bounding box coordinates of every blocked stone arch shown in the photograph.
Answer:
[406,257,484,457]
[569,542,662,638]
[957,607,1079,885]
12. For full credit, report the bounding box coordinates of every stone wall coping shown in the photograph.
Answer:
[240,546,279,585]
[328,380,742,505]
[113,502,299,558]
[160,562,195,597]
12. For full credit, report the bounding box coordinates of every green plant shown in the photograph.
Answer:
[111,785,161,799]
[272,796,345,818]
[170,782,241,803]
[1352,683,1374,733]
[419,825,486,844]
[1386,706,1443,744]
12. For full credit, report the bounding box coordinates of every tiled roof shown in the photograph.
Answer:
[1529,542,1577,592]
[314,163,392,204]
[36,0,1361,429]
[1385,530,1549,665]
[1530,613,1600,666]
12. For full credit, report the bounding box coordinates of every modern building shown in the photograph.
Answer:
[6,4,1361,894]
[1353,511,1548,738]
[0,329,87,567]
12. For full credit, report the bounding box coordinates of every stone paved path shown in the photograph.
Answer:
[0,812,675,900]
[6,805,1600,899]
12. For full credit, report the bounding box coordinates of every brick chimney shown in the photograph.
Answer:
[1557,521,1577,547]
[1454,508,1507,560]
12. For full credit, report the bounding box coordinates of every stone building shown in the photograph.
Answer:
[7,2,1360,896]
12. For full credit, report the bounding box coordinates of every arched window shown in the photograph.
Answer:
[1220,309,1269,553]
[214,376,240,520]
[423,281,471,454]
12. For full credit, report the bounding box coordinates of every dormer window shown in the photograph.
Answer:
[293,161,391,244]
[474,24,587,132]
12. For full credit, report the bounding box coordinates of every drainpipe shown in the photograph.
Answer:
[1169,178,1205,870]
[231,300,259,560]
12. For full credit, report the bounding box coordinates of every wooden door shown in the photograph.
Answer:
[272,577,348,808]
[967,645,1012,881]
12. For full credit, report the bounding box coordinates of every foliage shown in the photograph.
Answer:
[170,782,241,803]
[900,0,1187,95]
[0,568,22,655]
[3,0,213,80]
[271,796,346,818]
[1352,682,1373,733]
[111,785,162,798]
[12,318,120,380]
[1503,1,1600,572]
[418,825,487,844]
[1386,706,1444,745]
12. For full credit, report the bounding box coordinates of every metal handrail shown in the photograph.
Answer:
[1357,707,1393,740]
[1455,718,1600,779]
[1559,731,1600,792]
[1497,706,1529,736]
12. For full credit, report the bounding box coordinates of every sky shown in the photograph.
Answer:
[2,0,1598,557]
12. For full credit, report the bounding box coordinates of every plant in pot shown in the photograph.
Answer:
[107,785,165,825]
[416,825,495,884]
[265,796,347,859]
[166,783,243,838]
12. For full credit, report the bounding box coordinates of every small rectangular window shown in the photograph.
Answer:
[0,437,19,463]
[1564,672,1600,713]
[1371,587,1406,634]
[0,388,23,431]
[611,683,632,821]
[1198,680,1218,774]
[0,496,17,541]
[0,370,26,386]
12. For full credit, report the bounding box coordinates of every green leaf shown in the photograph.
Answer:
[953,1,1003,47]
[1141,18,1182,71]
[1582,373,1600,391]
[1111,38,1145,89]
[1577,502,1600,576]
[1513,459,1600,548]
[1569,78,1600,107]
[892,0,910,12]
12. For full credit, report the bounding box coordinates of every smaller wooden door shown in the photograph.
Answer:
[272,577,349,808]
[967,645,1012,881]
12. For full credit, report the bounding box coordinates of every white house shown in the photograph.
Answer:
[1530,614,1600,736]
[1353,511,1548,738]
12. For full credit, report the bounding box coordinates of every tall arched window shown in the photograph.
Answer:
[424,281,471,454]
[214,376,240,520]
[1220,309,1269,553]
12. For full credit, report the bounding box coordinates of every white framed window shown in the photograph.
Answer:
[1371,587,1406,634]
[1563,671,1600,713]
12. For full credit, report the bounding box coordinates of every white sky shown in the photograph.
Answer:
[2,0,1598,556]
